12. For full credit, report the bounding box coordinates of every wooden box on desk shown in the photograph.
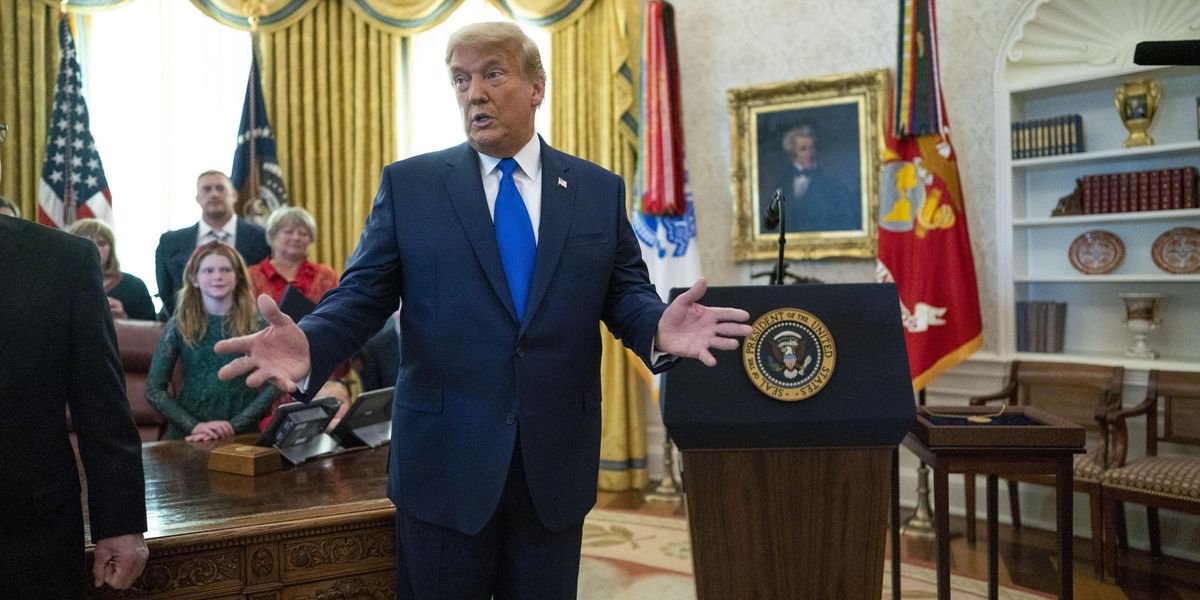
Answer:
[208,443,282,476]
[914,405,1086,448]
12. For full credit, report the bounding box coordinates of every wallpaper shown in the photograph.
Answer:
[672,0,1026,354]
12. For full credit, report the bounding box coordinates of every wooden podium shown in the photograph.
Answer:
[663,284,915,599]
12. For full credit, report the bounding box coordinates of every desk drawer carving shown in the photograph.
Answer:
[287,574,395,600]
[284,530,394,571]
[137,549,242,595]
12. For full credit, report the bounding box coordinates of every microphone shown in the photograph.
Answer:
[765,189,783,230]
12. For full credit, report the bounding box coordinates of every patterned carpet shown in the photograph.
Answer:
[578,509,1053,599]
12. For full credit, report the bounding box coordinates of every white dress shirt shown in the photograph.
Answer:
[197,214,238,248]
[477,134,542,243]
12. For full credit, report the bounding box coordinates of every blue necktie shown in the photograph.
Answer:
[494,158,536,320]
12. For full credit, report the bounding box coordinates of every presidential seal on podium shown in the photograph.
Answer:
[742,308,836,401]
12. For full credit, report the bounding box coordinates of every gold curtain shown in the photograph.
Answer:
[0,3,57,218]
[192,0,462,34]
[550,0,648,491]
[254,0,401,270]
[486,0,596,30]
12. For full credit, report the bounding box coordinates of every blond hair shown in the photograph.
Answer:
[265,205,318,245]
[445,22,545,85]
[67,218,121,277]
[175,241,258,346]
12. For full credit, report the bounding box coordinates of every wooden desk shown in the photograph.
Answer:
[890,408,1084,600]
[84,438,396,599]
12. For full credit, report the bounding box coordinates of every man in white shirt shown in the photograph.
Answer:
[154,170,270,317]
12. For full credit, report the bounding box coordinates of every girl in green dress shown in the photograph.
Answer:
[147,241,278,441]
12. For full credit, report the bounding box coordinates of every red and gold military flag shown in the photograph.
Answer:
[877,0,983,390]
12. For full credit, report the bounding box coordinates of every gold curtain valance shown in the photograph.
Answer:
[344,0,464,34]
[486,0,596,31]
[191,0,465,35]
[34,0,135,13]
[188,1,321,32]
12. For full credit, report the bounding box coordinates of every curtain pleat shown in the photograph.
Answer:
[551,0,648,492]
[258,0,399,270]
[0,2,56,218]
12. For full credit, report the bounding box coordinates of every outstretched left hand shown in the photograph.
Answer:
[655,277,752,367]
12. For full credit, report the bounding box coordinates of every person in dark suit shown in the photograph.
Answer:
[155,170,270,317]
[216,22,750,599]
[354,314,400,393]
[0,215,149,596]
[768,124,859,233]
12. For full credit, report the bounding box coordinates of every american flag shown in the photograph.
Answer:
[38,16,113,229]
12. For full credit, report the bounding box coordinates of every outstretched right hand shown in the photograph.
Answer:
[215,294,311,393]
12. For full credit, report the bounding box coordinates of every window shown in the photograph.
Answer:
[76,2,550,307]
[402,1,550,157]
[81,4,249,307]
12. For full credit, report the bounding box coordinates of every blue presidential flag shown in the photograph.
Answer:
[231,48,287,219]
[38,17,113,228]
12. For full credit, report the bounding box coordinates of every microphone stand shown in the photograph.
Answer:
[773,193,787,286]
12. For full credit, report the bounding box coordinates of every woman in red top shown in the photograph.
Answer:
[248,206,346,430]
[248,206,339,304]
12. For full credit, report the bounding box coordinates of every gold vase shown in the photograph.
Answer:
[1114,79,1161,148]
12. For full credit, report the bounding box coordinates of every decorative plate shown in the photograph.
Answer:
[1068,230,1124,274]
[1151,227,1200,274]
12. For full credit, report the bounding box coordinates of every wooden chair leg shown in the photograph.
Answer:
[1116,503,1128,550]
[964,472,977,546]
[1148,506,1162,556]
[1103,495,1119,581]
[1089,490,1104,578]
[1007,479,1021,530]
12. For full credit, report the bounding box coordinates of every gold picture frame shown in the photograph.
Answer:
[729,69,889,261]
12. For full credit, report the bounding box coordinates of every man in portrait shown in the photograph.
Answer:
[766,124,860,233]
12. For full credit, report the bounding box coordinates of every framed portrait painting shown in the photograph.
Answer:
[729,69,889,261]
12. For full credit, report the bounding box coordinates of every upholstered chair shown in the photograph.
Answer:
[1102,369,1200,579]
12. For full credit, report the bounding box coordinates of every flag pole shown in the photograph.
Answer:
[58,7,76,227]
[244,6,261,218]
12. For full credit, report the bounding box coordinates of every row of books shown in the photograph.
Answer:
[1011,114,1084,159]
[1015,301,1066,353]
[1079,167,1198,214]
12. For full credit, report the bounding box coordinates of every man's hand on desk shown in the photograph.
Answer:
[92,533,148,590]
[186,420,234,442]
[215,294,311,393]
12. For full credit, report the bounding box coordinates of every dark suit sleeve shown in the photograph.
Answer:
[155,232,176,317]
[237,221,272,266]
[67,243,147,542]
[298,170,403,396]
[600,177,669,371]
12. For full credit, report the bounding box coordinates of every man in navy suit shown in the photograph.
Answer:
[217,22,750,599]
[153,170,270,317]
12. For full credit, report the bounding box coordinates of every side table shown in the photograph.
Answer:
[890,406,1085,600]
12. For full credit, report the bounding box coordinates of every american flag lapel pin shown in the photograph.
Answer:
[558,177,568,189]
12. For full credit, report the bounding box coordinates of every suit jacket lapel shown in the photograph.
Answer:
[520,139,573,335]
[0,218,37,358]
[443,144,519,323]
